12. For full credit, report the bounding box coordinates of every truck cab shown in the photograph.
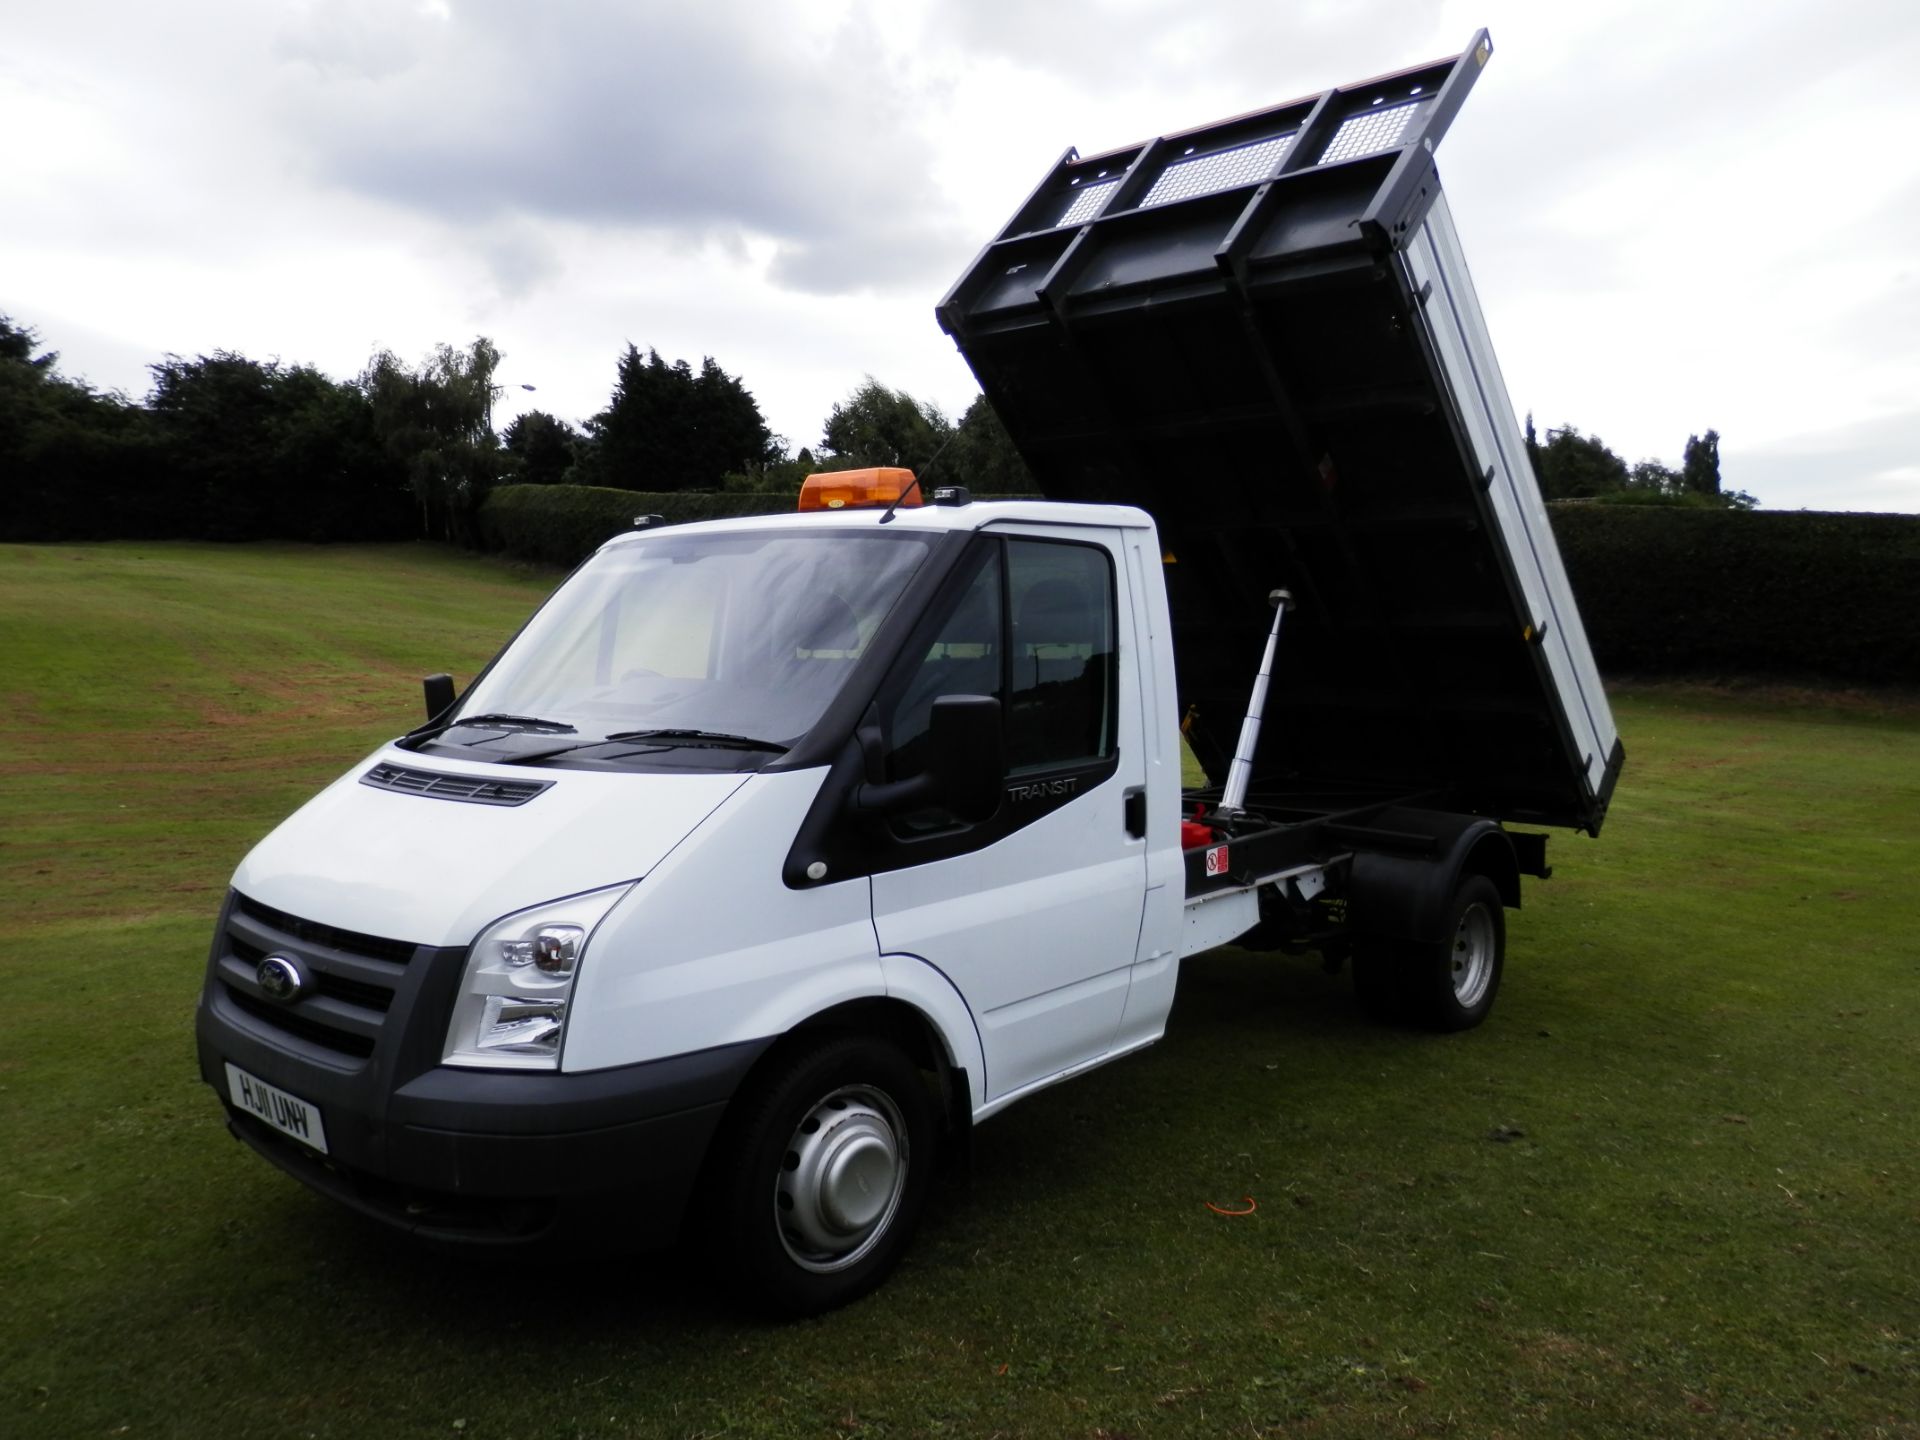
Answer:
[200,488,1193,1312]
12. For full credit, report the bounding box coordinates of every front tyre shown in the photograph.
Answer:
[708,1034,935,1315]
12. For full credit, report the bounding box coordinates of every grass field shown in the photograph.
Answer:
[3,541,1917,1439]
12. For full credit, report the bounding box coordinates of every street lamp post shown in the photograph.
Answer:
[487,383,538,438]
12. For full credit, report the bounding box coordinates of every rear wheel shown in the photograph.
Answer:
[1352,873,1506,1031]
[707,1034,935,1315]
[1410,874,1505,1031]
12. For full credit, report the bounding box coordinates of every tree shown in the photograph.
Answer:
[575,344,667,490]
[146,350,409,541]
[1532,424,1630,500]
[1,315,168,540]
[361,336,502,541]
[147,351,289,538]
[1682,429,1721,498]
[813,382,1034,493]
[1525,420,1758,510]
[1684,431,1758,508]
[577,345,776,491]
[819,378,951,473]
[0,316,57,374]
[1625,460,1683,496]
[502,409,580,486]
[946,393,1033,492]
[687,356,776,484]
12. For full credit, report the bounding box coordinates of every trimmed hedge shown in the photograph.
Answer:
[1548,505,1920,683]
[476,485,791,567]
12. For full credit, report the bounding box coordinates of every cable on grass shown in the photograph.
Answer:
[1206,1196,1257,1216]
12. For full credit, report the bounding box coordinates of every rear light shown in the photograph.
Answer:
[798,467,921,513]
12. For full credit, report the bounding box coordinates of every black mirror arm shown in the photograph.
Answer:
[849,772,940,817]
[853,719,888,783]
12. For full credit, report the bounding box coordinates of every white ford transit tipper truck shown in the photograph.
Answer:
[196,32,1622,1313]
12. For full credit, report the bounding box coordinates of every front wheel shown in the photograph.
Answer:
[706,1034,936,1315]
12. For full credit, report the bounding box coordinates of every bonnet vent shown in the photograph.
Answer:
[359,762,553,807]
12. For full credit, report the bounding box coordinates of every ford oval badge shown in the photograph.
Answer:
[257,954,307,1004]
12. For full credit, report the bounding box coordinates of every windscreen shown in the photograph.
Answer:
[452,529,930,750]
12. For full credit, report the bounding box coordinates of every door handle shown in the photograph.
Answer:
[1123,786,1147,839]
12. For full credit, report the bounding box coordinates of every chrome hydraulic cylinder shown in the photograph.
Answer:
[1217,589,1293,818]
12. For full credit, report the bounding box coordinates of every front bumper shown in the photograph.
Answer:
[196,890,770,1245]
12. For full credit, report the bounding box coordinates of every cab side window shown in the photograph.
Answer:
[1006,539,1115,774]
[880,537,1116,800]
[882,549,1004,786]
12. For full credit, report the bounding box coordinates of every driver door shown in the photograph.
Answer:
[868,526,1149,1103]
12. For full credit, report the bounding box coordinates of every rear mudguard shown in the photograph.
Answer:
[1344,807,1519,945]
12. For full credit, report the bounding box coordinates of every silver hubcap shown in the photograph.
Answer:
[774,1084,907,1274]
[1451,903,1495,1008]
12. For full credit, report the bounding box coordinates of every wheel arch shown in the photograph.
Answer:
[794,996,955,1074]
[1346,808,1520,946]
[1463,828,1521,910]
[729,993,974,1158]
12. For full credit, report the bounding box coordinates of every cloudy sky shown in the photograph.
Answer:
[6,0,1917,510]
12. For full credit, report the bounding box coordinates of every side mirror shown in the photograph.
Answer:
[926,694,1006,824]
[853,695,1004,824]
[423,673,455,724]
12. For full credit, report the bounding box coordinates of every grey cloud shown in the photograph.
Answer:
[1729,409,1920,513]
[926,3,1919,266]
[267,0,966,296]
[1450,8,1920,201]
[476,220,563,301]
[930,0,1448,102]
[1808,180,1920,352]
[274,0,441,81]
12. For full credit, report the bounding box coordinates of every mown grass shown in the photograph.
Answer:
[2,541,1916,1439]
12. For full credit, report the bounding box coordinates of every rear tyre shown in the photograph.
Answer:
[1407,874,1505,1032]
[707,1033,935,1316]
[1351,874,1506,1032]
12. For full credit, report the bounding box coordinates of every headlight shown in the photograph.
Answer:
[443,885,632,1070]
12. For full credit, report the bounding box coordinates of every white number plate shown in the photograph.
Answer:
[225,1063,330,1155]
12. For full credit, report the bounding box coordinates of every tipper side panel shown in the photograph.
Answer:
[939,32,1622,833]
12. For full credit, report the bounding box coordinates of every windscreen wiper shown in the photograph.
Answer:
[444,713,578,734]
[602,728,789,753]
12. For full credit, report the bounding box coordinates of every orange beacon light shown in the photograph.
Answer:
[797,467,921,513]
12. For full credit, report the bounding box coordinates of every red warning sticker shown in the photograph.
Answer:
[1205,845,1230,877]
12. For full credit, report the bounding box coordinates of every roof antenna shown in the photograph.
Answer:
[878,428,962,525]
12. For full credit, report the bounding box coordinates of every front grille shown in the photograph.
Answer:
[220,894,417,1064]
[360,761,552,808]
[230,935,394,1012]
[235,894,417,965]
[224,986,376,1059]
